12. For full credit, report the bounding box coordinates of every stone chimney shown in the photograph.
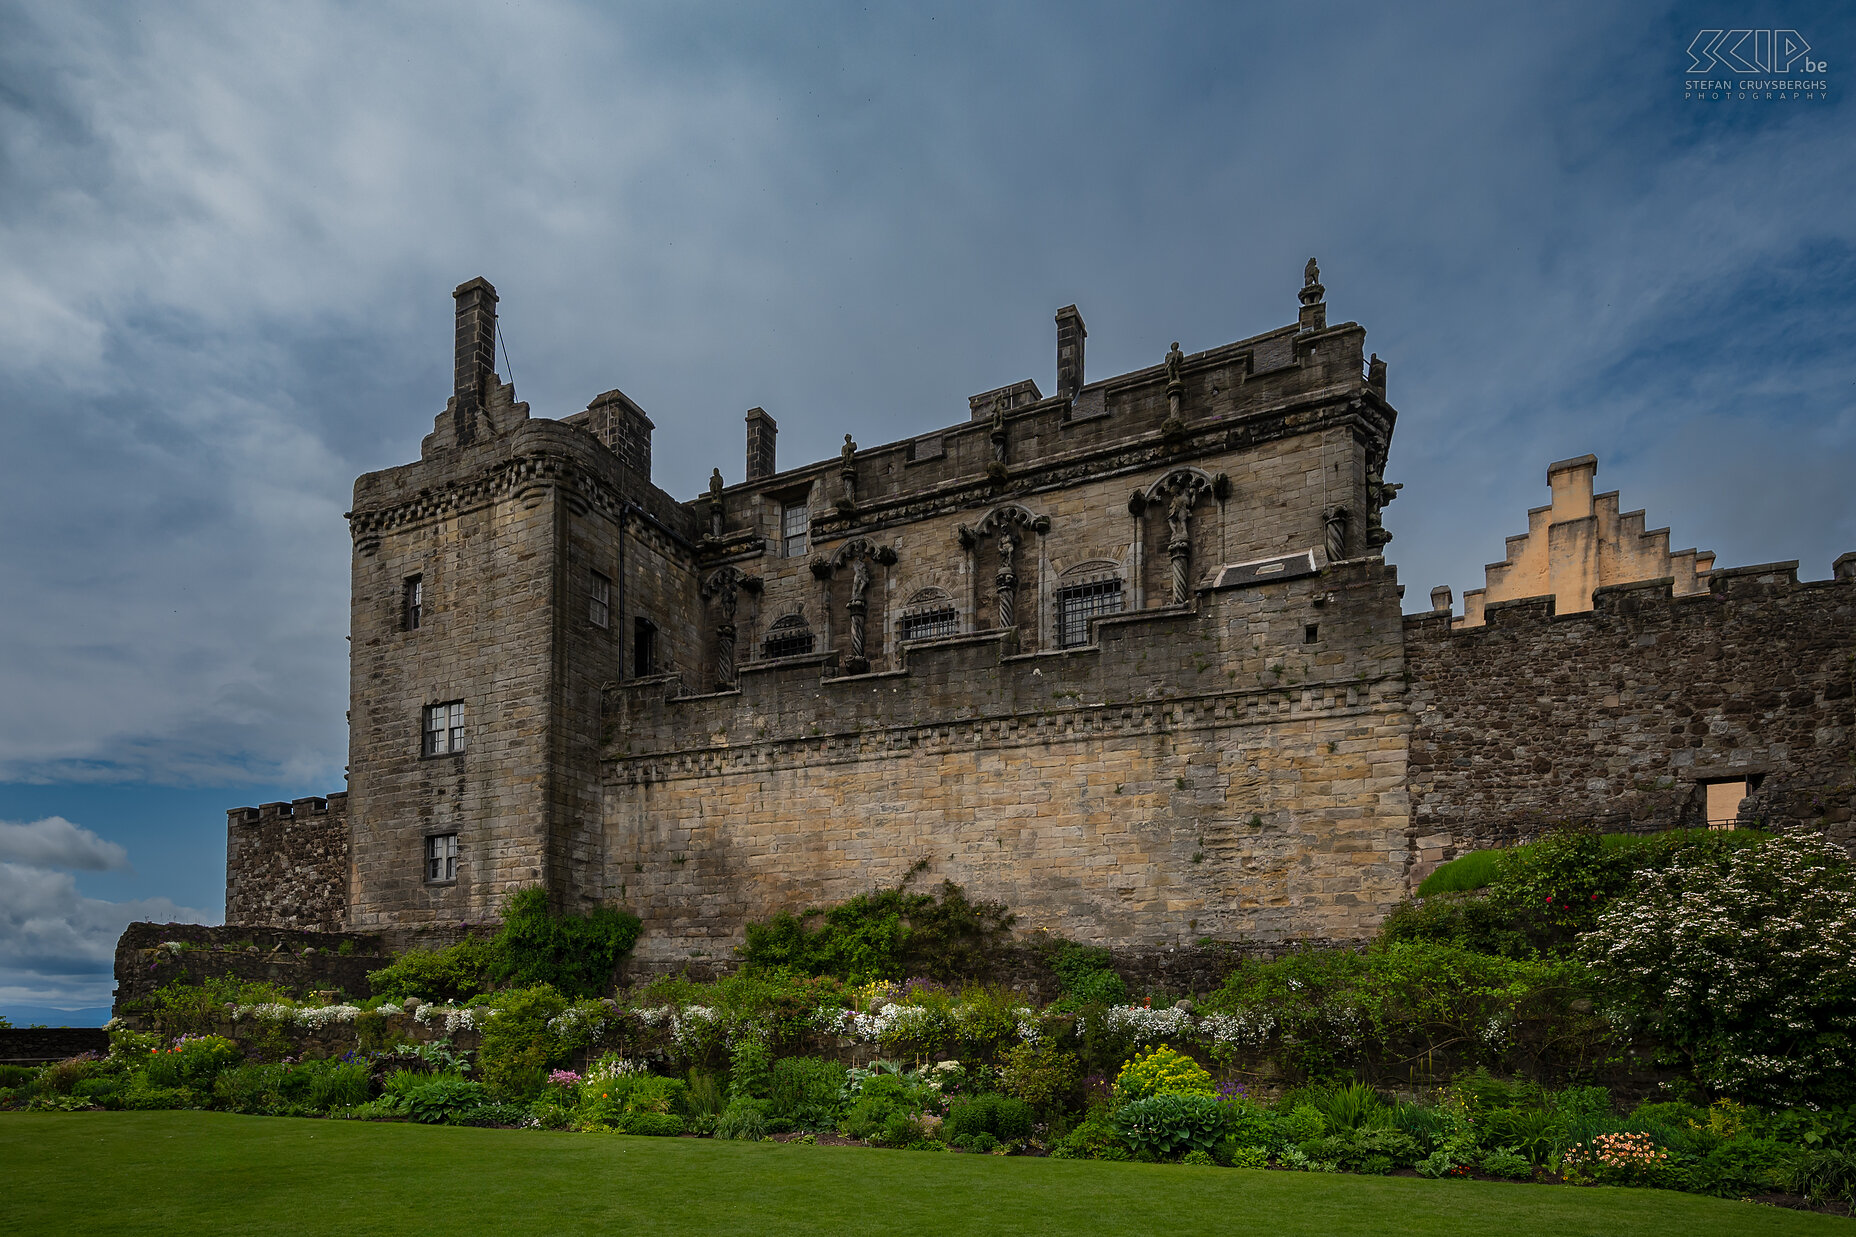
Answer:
[1055,305,1087,400]
[1429,585,1453,615]
[452,277,498,446]
[745,407,778,481]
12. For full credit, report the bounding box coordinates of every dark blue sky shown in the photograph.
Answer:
[1,1,1850,1014]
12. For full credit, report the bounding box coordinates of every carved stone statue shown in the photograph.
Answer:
[1166,488,1192,545]
[1304,257,1320,288]
[1164,341,1185,390]
[988,394,1008,467]
[838,433,859,509]
[1367,353,1386,388]
[707,468,725,539]
[995,530,1018,629]
[850,556,871,605]
[1365,470,1402,548]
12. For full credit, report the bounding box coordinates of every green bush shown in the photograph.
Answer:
[141,1036,241,1091]
[1115,1093,1228,1160]
[474,985,569,1100]
[0,1065,37,1088]
[1227,1143,1271,1169]
[118,1083,196,1110]
[365,939,495,1004]
[766,1055,846,1129]
[1047,943,1127,1011]
[1305,1081,1388,1131]
[1787,1148,1856,1207]
[715,1097,768,1141]
[1277,1103,1325,1143]
[1181,1149,1217,1167]
[1051,1106,1130,1160]
[1479,1147,1534,1180]
[489,888,641,998]
[998,1040,1079,1116]
[613,1111,684,1136]
[1114,1046,1215,1100]
[385,1072,490,1124]
[839,1074,926,1141]
[741,871,1014,983]
[36,1054,107,1095]
[728,1037,772,1100]
[1685,1136,1794,1198]
[945,1093,1035,1146]
[1581,832,1856,1105]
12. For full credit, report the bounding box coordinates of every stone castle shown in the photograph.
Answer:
[220,266,1856,972]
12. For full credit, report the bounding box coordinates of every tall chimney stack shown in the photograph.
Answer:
[1055,305,1086,400]
[452,277,498,445]
[745,407,778,481]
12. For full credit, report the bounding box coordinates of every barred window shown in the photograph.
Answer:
[782,502,810,558]
[425,833,457,883]
[422,701,466,756]
[589,571,610,628]
[901,608,958,642]
[402,575,423,631]
[1057,579,1123,648]
[762,613,815,659]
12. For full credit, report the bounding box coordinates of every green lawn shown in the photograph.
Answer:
[1,1112,1846,1236]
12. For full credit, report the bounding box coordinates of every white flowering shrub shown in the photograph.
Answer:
[1580,832,1856,1104]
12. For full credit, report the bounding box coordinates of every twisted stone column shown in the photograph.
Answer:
[715,622,737,689]
[847,599,867,661]
[1169,539,1191,604]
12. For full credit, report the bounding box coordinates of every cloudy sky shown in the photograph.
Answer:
[1,2,1850,1017]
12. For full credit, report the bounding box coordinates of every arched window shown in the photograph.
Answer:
[1056,561,1124,648]
[899,587,958,642]
[761,611,815,659]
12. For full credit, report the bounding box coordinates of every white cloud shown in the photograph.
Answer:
[0,816,129,870]
[0,861,212,1009]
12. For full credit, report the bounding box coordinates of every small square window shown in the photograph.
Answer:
[1704,778,1749,829]
[782,502,809,558]
[425,833,457,883]
[403,575,423,631]
[422,701,465,756]
[1303,623,1319,644]
[590,571,610,629]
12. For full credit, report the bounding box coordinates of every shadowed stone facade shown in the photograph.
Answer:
[217,268,1856,968]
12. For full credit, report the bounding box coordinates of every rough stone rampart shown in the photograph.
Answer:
[1405,563,1856,875]
[225,794,349,931]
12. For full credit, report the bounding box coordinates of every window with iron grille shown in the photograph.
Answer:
[782,502,810,558]
[425,833,457,883]
[1057,579,1123,648]
[762,613,814,659]
[589,571,610,628]
[402,575,423,631]
[422,701,466,756]
[901,608,958,642]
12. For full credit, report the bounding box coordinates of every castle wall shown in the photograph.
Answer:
[1405,563,1856,877]
[604,557,1412,966]
[225,794,349,931]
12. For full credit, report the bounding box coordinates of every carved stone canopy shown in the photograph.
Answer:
[827,537,898,571]
[957,503,1051,549]
[701,565,763,601]
[1127,467,1230,516]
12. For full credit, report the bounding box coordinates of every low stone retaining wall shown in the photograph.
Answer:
[114,922,392,1017]
[0,1028,111,1064]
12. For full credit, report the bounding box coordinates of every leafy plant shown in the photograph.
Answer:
[1047,943,1127,1011]
[1115,1093,1227,1160]
[999,1040,1079,1116]
[365,939,495,1004]
[765,1055,846,1129]
[1581,832,1856,1105]
[1114,1046,1215,1101]
[741,871,1014,983]
[715,1097,768,1140]
[474,985,569,1100]
[945,1093,1035,1147]
[1479,1147,1534,1180]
